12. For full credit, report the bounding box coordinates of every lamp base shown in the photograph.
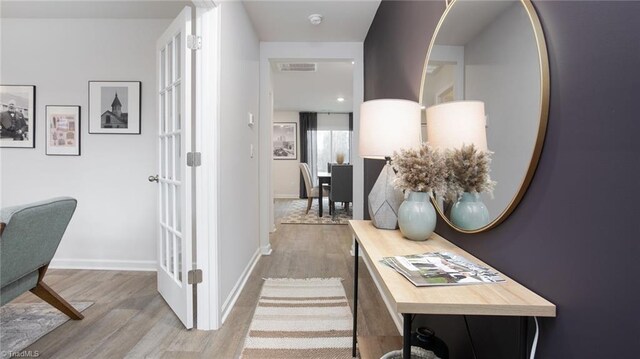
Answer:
[368,163,404,229]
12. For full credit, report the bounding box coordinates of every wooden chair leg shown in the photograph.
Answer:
[31,282,84,320]
[306,197,312,214]
[29,265,83,320]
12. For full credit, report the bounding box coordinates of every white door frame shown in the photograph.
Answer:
[258,43,365,255]
[192,0,220,330]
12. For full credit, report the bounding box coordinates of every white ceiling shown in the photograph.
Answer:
[242,0,381,41]
[0,1,191,19]
[271,60,353,112]
[251,1,377,112]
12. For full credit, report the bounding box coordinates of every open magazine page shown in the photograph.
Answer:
[380,252,504,287]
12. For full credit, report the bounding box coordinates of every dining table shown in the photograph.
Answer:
[317,171,331,217]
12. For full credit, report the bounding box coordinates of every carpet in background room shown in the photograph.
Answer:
[280,198,351,225]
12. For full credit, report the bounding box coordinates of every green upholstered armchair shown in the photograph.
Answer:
[0,197,83,320]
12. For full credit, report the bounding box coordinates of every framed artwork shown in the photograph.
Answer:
[272,122,297,160]
[88,81,141,134]
[46,105,80,156]
[0,85,35,148]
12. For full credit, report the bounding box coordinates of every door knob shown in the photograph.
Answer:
[148,175,159,183]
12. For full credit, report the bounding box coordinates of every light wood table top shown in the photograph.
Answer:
[349,220,556,317]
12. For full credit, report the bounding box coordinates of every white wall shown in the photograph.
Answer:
[0,18,170,270]
[271,111,300,198]
[217,2,261,317]
[464,4,540,218]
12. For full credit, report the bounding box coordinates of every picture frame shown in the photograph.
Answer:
[272,122,297,160]
[0,85,36,148]
[88,81,141,134]
[46,105,81,156]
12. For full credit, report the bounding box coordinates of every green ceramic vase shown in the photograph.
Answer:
[398,191,436,241]
[450,192,490,230]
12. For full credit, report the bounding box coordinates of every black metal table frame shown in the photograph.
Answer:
[351,240,531,359]
[318,174,331,217]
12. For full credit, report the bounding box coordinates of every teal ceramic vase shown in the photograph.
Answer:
[450,192,490,230]
[398,191,436,241]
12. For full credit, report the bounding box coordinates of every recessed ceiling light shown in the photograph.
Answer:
[351,61,355,65]
[337,97,345,102]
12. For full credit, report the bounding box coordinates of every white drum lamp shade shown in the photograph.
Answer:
[359,99,422,229]
[426,101,488,152]
[359,99,422,159]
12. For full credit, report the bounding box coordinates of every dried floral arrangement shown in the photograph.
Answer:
[392,143,447,194]
[445,144,496,200]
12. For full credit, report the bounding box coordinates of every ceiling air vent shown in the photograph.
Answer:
[277,63,317,72]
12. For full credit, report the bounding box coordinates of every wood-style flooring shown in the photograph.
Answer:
[15,199,398,358]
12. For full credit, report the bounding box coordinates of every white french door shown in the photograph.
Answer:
[156,6,193,329]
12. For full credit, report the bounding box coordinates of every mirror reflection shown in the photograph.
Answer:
[421,0,547,232]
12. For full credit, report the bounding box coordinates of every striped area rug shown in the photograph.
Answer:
[240,278,353,359]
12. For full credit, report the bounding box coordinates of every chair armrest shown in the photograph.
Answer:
[0,204,22,225]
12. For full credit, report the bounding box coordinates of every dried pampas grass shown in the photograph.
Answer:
[446,144,496,200]
[392,143,447,195]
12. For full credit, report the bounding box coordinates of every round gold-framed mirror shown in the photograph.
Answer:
[419,0,549,233]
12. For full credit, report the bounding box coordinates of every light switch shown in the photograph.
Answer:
[248,112,254,127]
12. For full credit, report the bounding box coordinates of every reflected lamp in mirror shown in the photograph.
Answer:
[426,100,492,230]
[426,101,487,152]
[360,99,421,229]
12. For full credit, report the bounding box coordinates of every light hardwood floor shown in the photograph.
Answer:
[16,199,398,358]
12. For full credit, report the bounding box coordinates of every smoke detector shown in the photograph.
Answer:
[308,14,323,25]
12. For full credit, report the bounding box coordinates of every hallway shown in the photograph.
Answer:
[18,199,397,358]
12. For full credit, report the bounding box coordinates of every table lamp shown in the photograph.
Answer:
[359,99,421,229]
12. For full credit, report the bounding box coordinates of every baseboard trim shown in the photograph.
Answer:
[261,243,273,255]
[361,252,402,334]
[49,258,157,272]
[274,194,300,199]
[220,248,261,324]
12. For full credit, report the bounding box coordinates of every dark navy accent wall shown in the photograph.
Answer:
[364,1,640,358]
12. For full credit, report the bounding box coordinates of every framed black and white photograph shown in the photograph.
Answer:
[272,122,297,160]
[46,105,80,156]
[88,81,141,134]
[0,85,35,148]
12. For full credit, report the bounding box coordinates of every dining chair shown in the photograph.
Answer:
[329,164,353,218]
[299,163,331,214]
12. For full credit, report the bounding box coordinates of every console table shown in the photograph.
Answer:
[349,220,556,359]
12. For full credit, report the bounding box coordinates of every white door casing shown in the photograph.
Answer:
[156,6,194,329]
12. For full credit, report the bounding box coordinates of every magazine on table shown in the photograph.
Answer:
[380,252,505,287]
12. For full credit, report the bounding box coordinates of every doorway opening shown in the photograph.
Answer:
[258,43,365,255]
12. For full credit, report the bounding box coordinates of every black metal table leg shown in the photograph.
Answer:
[319,186,323,217]
[403,313,412,358]
[519,316,528,359]
[352,240,359,357]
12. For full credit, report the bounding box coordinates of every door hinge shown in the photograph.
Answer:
[187,35,202,50]
[187,152,202,167]
[187,269,203,284]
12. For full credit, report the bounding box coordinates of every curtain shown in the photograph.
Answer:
[299,112,318,198]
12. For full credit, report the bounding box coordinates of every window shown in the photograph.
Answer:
[316,130,351,174]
